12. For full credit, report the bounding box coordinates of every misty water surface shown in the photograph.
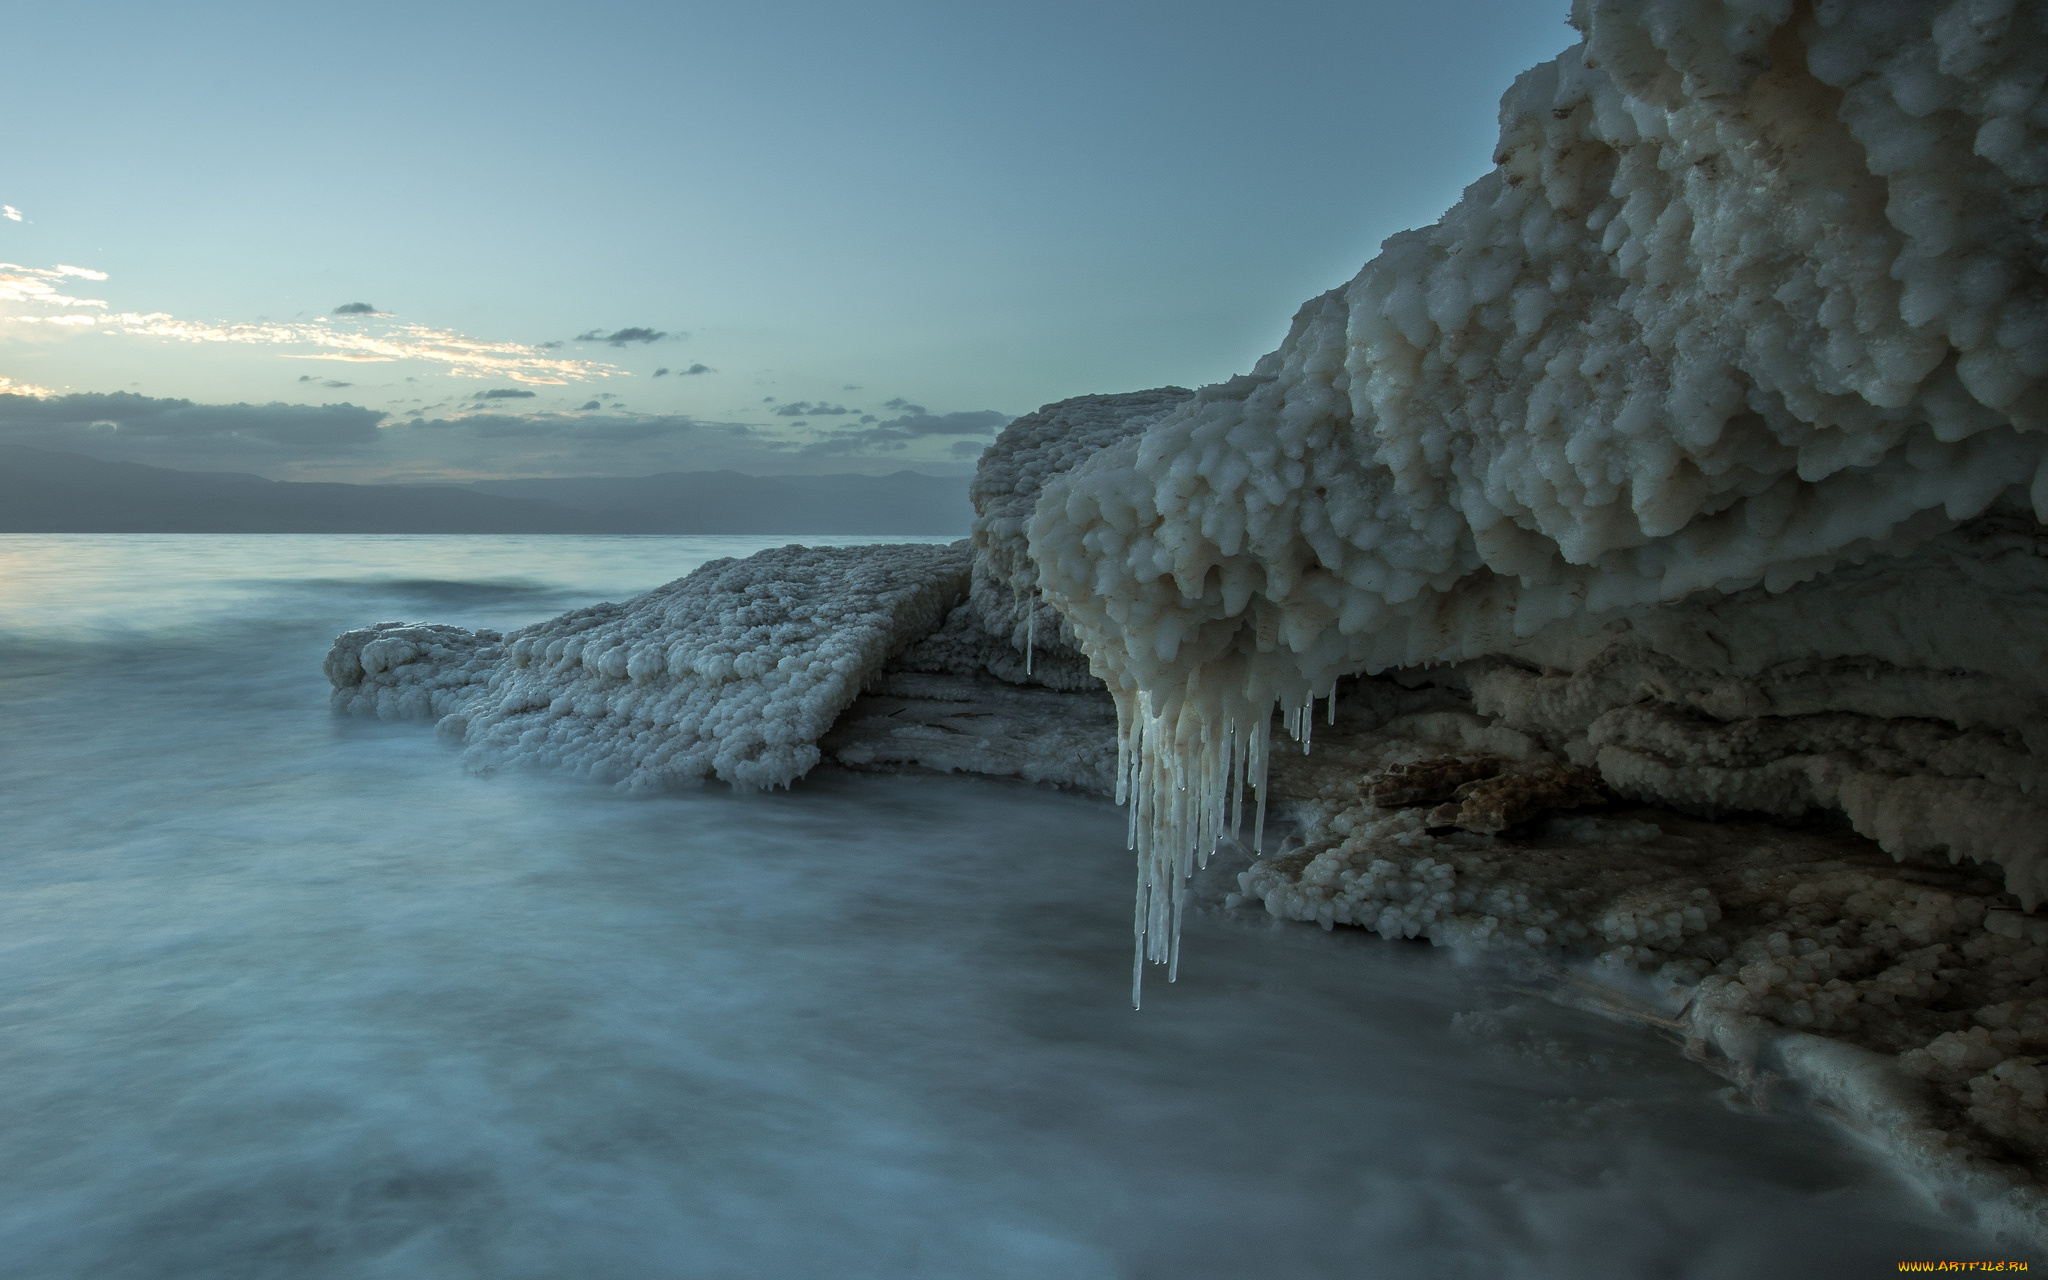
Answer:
[0,535,1999,1277]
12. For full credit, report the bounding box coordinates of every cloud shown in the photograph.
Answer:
[799,436,896,457]
[881,410,1008,436]
[475,388,536,400]
[0,375,52,397]
[882,397,926,414]
[653,368,669,378]
[576,326,669,347]
[0,383,988,482]
[772,401,855,417]
[682,364,711,375]
[297,375,353,388]
[0,390,388,471]
[360,411,783,481]
[332,302,383,316]
[0,261,618,386]
[1,207,21,223]
[0,263,111,309]
[798,408,1010,457]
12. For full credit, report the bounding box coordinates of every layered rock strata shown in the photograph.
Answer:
[1238,676,2048,1242]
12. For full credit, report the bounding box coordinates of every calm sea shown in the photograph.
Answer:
[0,535,1995,1276]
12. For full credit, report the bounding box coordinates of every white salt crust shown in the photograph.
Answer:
[326,543,969,789]
[930,389,1194,690]
[310,401,2048,1230]
[1025,0,2048,991]
[318,399,1169,795]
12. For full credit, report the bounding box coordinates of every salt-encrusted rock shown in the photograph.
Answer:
[915,389,1192,691]
[1362,755,1505,808]
[819,670,1119,793]
[1026,0,2048,975]
[891,599,1099,694]
[1225,670,2048,1242]
[325,622,504,721]
[324,542,970,790]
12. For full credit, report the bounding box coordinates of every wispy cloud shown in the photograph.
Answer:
[0,374,52,397]
[0,263,618,386]
[576,326,670,347]
[0,263,111,309]
[332,302,384,316]
[1,207,22,223]
[773,401,855,417]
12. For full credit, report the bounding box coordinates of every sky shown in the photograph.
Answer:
[1,0,1573,482]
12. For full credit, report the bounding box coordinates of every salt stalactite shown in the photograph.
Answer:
[1030,0,2048,984]
[1025,589,1034,676]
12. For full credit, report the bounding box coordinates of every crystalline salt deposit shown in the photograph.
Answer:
[1024,0,2048,993]
[327,542,969,790]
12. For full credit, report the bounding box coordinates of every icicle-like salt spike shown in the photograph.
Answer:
[1024,590,1035,676]
[1124,690,1238,1005]
[1250,712,1269,858]
[1327,682,1337,726]
[1220,708,1236,839]
[1122,676,1330,1006]
[1120,696,1135,806]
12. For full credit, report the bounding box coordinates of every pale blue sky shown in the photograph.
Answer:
[1,0,1572,479]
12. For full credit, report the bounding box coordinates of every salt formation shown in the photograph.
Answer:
[1025,0,2048,991]
[326,543,969,789]
[898,389,1193,694]
[1235,685,2048,1239]
[820,392,1191,790]
[819,670,1119,793]
[322,396,1189,795]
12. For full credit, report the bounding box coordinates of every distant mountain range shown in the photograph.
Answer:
[0,445,973,534]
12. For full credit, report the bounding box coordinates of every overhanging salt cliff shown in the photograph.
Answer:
[1025,0,2048,974]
